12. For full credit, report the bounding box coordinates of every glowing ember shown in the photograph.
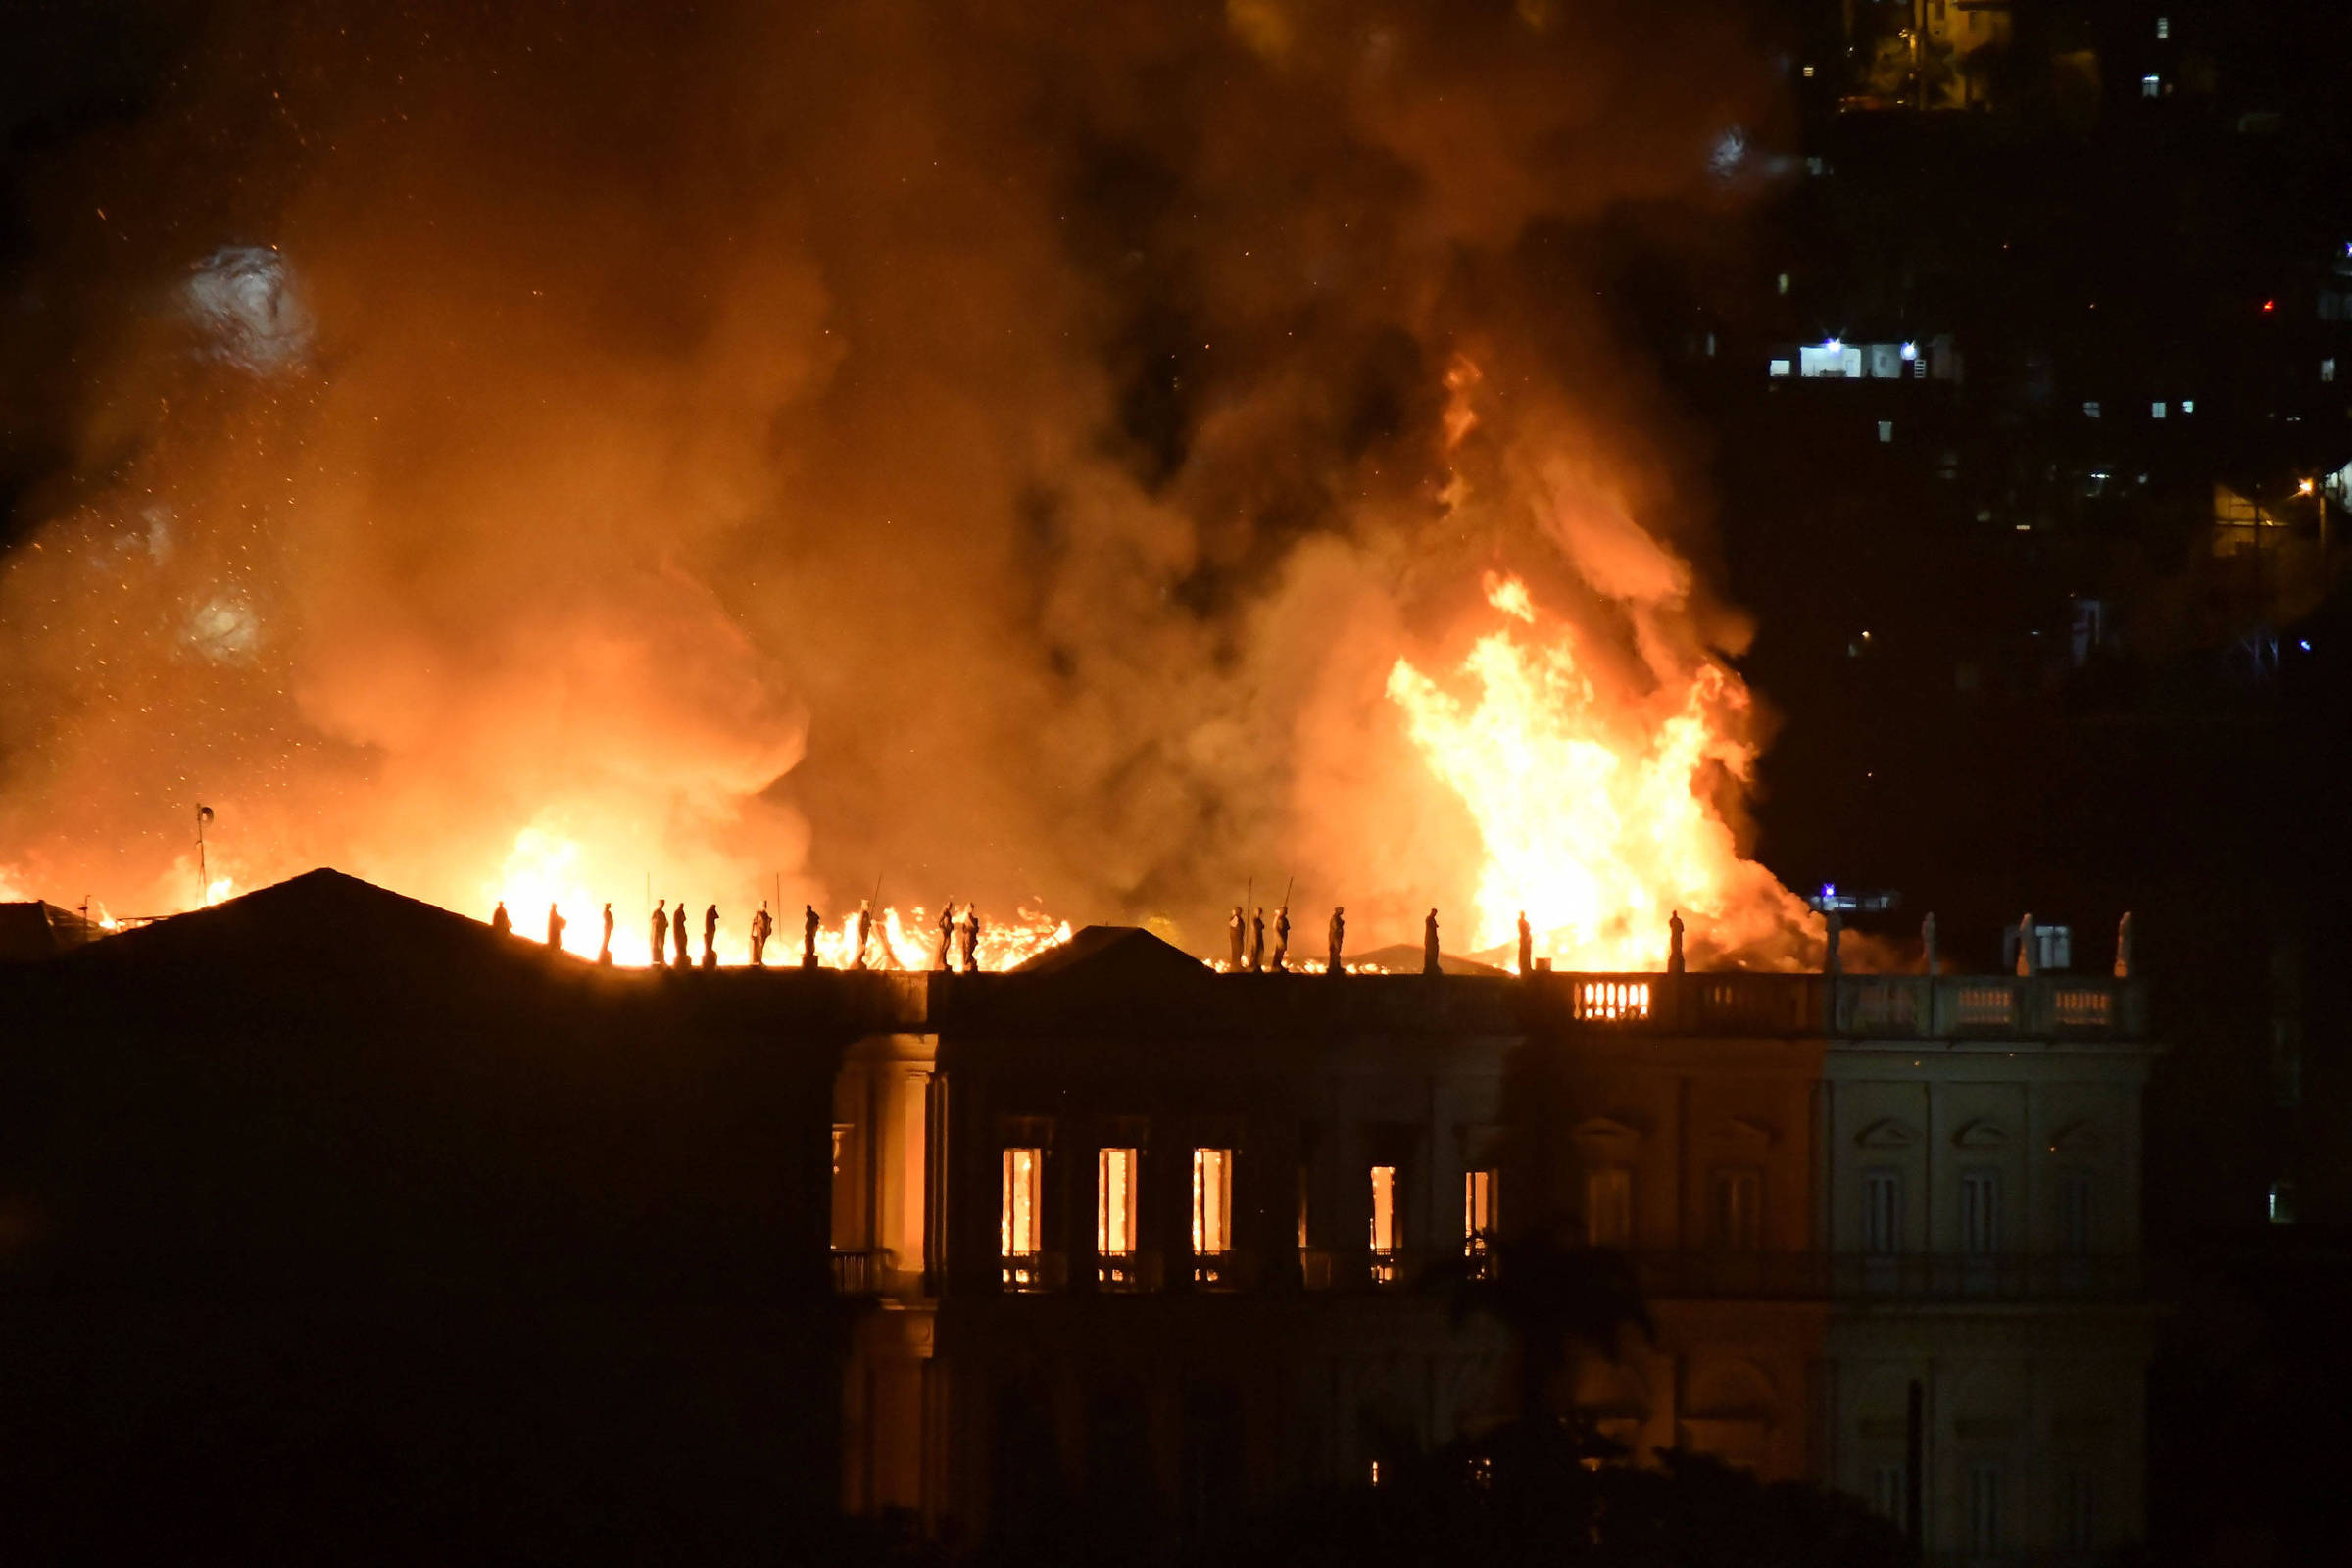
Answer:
[1387,573,1815,971]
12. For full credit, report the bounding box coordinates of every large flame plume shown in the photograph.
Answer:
[0,1,1802,966]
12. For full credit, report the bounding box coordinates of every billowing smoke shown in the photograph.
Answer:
[0,0,1804,958]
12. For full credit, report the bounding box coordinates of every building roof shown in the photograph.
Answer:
[0,901,104,963]
[1008,923,1209,981]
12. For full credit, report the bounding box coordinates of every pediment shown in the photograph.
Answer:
[1952,1119,2010,1151]
[2047,1120,2102,1156]
[1855,1117,1920,1150]
[1707,1116,1776,1151]
[1569,1115,1643,1146]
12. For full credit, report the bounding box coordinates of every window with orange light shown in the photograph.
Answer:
[1464,1168,1498,1258]
[1370,1164,1399,1283]
[1002,1147,1043,1284]
[1097,1147,1138,1265]
[1191,1149,1232,1256]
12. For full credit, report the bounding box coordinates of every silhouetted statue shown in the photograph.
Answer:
[1272,905,1292,972]
[1517,910,1533,976]
[1328,906,1345,974]
[671,901,689,968]
[751,902,772,967]
[1668,910,1686,976]
[1922,911,1937,975]
[852,900,872,971]
[1825,908,1843,976]
[491,901,512,937]
[598,903,613,965]
[2016,911,2036,977]
[2114,910,2134,979]
[1228,906,1246,971]
[651,901,668,965]
[1248,907,1266,972]
[547,903,565,951]
[1424,908,1441,975]
[803,904,820,969]
[702,905,719,969]
[960,907,980,973]
[937,903,956,971]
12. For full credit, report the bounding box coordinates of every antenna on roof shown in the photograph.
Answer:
[195,805,214,909]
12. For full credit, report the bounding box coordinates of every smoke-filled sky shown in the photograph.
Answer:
[0,0,1806,956]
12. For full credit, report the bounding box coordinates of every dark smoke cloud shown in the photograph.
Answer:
[0,0,1789,948]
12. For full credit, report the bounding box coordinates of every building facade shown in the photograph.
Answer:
[832,931,2157,1564]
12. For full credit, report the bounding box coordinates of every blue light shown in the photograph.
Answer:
[1900,342,1917,362]
[1822,883,1837,899]
[2300,639,2313,652]
[1825,338,1842,353]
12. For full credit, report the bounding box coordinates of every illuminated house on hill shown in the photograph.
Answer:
[0,871,2157,1563]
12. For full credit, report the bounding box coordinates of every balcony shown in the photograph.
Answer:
[831,1248,894,1295]
[1628,1250,2146,1303]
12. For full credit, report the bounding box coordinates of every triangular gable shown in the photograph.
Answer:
[1855,1117,1920,1150]
[1569,1115,1642,1146]
[1008,924,1210,983]
[2046,1120,2103,1156]
[1952,1119,2010,1151]
[1706,1116,1776,1152]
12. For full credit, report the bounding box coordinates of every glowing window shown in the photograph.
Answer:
[2141,74,2160,98]
[1002,1147,1043,1285]
[1098,1148,1137,1258]
[1768,358,1792,378]
[2082,401,2101,418]
[2324,358,2337,383]
[1192,1149,1233,1255]
[1584,1168,1633,1250]
[2152,401,2167,418]
[2156,17,2169,40]
[1464,1168,1498,1251]
[1370,1165,1399,1282]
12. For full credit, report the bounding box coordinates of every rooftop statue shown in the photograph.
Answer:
[1424,908,1441,976]
[937,903,956,972]
[852,900,872,972]
[1227,906,1245,971]
[598,903,614,966]
[803,904,820,969]
[1668,909,1685,976]
[1516,910,1533,977]
[703,905,719,970]
[547,903,566,951]
[671,901,689,969]
[1271,905,1291,972]
[651,901,668,966]
[960,907,980,974]
[751,902,772,968]
[491,901,512,937]
[1249,907,1265,972]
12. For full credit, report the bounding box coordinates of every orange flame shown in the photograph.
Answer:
[1387,573,1814,971]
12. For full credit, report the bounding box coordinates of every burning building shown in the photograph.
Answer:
[1,870,2155,1562]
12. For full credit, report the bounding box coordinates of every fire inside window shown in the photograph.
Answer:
[1584,1168,1633,1250]
[1464,1168,1498,1260]
[1192,1148,1233,1262]
[1369,1165,1399,1283]
[1098,1148,1137,1282]
[1002,1147,1044,1286]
